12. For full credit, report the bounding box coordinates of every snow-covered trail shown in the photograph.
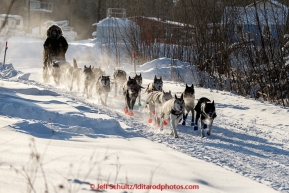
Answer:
[1,74,288,193]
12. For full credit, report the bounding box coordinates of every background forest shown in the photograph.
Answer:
[2,0,289,106]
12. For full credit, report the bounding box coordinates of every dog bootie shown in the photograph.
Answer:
[152,110,156,115]
[182,120,186,125]
[163,120,168,125]
[124,108,128,114]
[148,118,152,123]
[129,111,134,116]
[191,122,195,127]
[194,125,198,131]
[138,103,142,106]
[204,124,207,129]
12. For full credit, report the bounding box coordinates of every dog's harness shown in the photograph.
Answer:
[171,109,183,118]
[200,103,216,119]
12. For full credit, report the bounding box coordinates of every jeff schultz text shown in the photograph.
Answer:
[90,183,199,191]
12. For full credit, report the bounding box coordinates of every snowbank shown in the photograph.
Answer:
[106,57,210,86]
[0,63,19,78]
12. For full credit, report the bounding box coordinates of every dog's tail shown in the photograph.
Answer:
[145,83,150,93]
[73,58,78,69]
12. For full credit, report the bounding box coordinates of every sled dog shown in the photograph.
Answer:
[96,75,111,105]
[92,67,105,80]
[67,59,82,91]
[145,75,163,93]
[65,58,78,90]
[83,65,95,98]
[146,90,172,126]
[181,84,196,127]
[194,97,217,137]
[134,73,143,105]
[113,69,127,97]
[160,94,185,138]
[51,60,70,85]
[122,76,143,116]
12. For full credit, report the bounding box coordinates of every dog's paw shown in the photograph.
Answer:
[175,135,179,138]
[163,120,168,125]
[207,131,210,136]
[128,111,134,116]
[182,121,186,125]
[201,134,205,138]
[191,122,195,127]
[204,124,208,129]
[124,108,129,114]
[194,126,198,131]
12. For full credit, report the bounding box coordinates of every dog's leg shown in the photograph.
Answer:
[97,89,103,105]
[124,92,130,114]
[182,111,188,125]
[160,113,165,131]
[69,75,74,91]
[138,91,142,106]
[200,121,205,138]
[114,82,117,97]
[129,98,136,116]
[76,76,80,92]
[104,92,108,106]
[170,114,179,138]
[154,109,159,127]
[191,109,195,127]
[98,93,102,104]
[207,120,213,136]
[85,86,88,98]
[194,112,200,131]
[148,103,154,123]
[155,105,161,127]
[175,115,183,132]
[100,93,105,105]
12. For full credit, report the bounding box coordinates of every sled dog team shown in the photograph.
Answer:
[45,58,216,138]
[145,77,217,138]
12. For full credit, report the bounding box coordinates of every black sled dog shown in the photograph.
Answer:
[123,76,143,116]
[194,97,217,137]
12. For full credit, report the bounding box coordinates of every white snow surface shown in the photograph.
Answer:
[0,37,288,193]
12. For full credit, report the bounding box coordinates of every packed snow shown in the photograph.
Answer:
[0,36,288,193]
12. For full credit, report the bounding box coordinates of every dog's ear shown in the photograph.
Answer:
[191,83,194,88]
[186,84,188,87]
[162,90,165,94]
[169,90,171,94]
[89,65,91,69]
[154,75,157,80]
[180,93,184,100]
[84,65,87,69]
[160,76,162,80]
[212,100,215,105]
[140,73,141,76]
[129,76,131,80]
[175,94,177,99]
